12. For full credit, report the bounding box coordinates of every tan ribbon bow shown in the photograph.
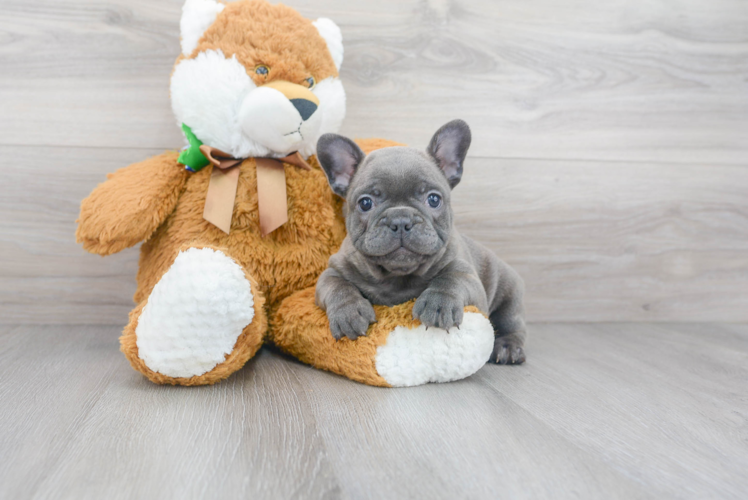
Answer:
[200,145,311,236]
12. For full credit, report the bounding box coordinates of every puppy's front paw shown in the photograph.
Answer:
[327,297,377,341]
[490,335,526,365]
[412,289,464,330]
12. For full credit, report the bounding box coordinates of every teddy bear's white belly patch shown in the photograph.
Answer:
[136,247,255,378]
[375,312,495,387]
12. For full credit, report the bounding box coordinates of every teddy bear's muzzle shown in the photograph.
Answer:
[238,80,322,154]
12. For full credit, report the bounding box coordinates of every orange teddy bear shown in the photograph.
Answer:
[77,0,495,387]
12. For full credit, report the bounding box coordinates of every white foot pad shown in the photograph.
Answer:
[136,248,255,378]
[375,312,495,387]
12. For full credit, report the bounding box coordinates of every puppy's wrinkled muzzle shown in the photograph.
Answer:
[380,207,420,234]
[360,207,441,263]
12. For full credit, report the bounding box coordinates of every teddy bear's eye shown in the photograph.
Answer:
[255,65,269,77]
[304,76,316,89]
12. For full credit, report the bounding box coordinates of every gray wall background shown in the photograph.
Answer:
[2,0,747,324]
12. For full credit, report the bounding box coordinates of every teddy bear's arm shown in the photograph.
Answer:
[76,152,188,256]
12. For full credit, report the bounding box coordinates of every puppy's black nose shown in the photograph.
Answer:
[290,98,317,121]
[388,216,413,233]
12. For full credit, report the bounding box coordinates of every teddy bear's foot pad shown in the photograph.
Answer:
[375,312,495,387]
[135,247,255,378]
[273,288,495,387]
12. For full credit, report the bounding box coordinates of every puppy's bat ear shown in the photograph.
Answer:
[427,119,471,189]
[317,134,366,198]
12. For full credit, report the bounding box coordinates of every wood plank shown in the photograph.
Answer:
[0,146,146,325]
[1,323,746,498]
[0,325,125,499]
[453,157,748,322]
[0,0,746,163]
[278,358,647,500]
[0,325,341,500]
[476,322,748,499]
[2,146,746,323]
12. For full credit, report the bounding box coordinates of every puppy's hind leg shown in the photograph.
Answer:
[488,290,527,365]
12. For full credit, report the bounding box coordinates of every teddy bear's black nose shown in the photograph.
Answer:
[290,98,317,121]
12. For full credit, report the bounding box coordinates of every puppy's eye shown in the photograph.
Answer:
[304,76,316,89]
[255,65,269,77]
[427,193,442,208]
[358,196,373,212]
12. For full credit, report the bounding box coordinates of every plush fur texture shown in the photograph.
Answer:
[135,247,256,378]
[374,312,495,387]
[181,0,225,56]
[311,18,343,70]
[171,0,345,159]
[273,288,489,387]
[131,154,347,311]
[78,0,495,388]
[120,247,268,386]
[171,50,256,157]
[76,152,187,255]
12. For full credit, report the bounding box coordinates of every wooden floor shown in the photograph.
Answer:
[1,322,746,499]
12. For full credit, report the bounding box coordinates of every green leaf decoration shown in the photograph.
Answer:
[178,124,210,172]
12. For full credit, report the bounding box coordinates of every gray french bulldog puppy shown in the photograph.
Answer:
[315,120,527,364]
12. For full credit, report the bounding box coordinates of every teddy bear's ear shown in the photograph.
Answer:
[180,0,225,56]
[313,18,344,71]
